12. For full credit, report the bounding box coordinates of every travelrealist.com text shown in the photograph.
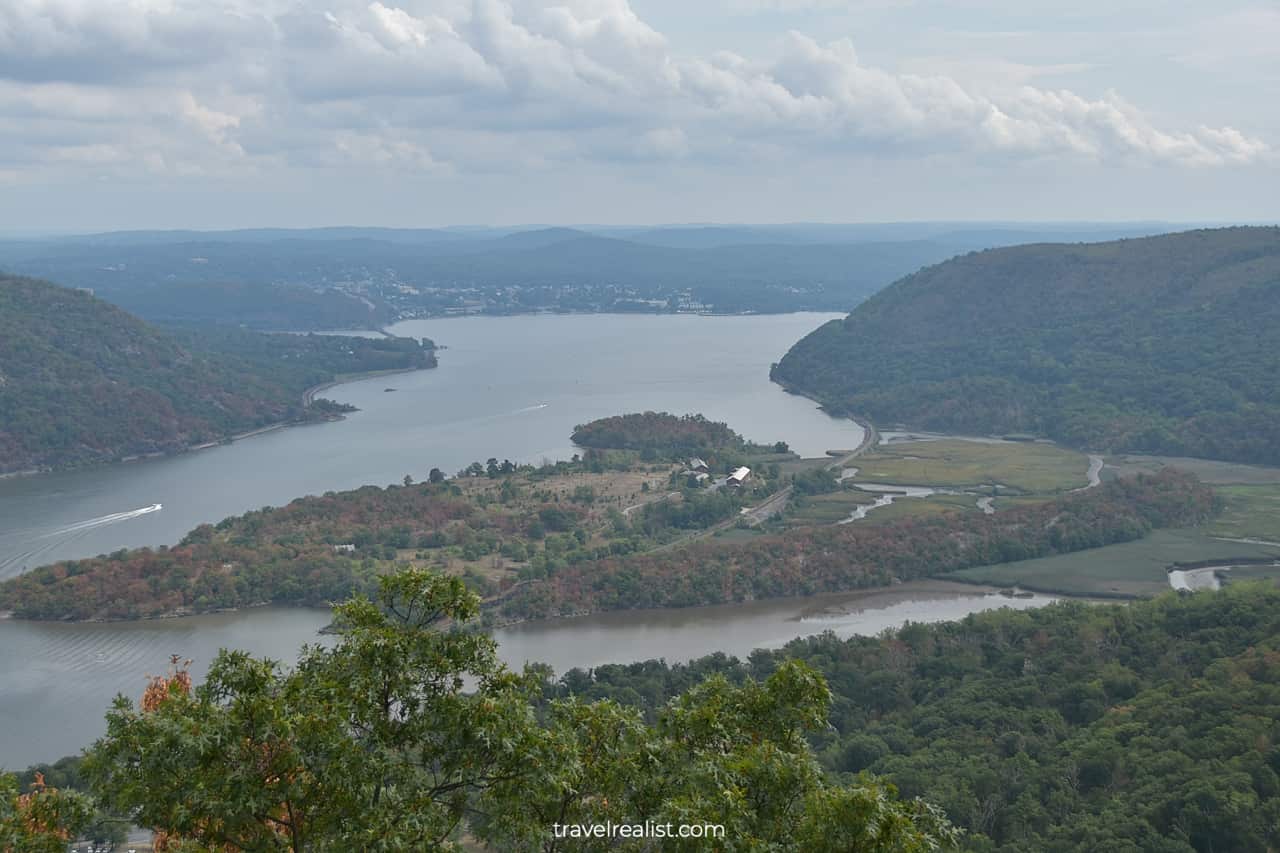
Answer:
[551,821,726,840]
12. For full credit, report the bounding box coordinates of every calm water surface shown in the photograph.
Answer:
[0,314,1064,768]
[0,313,859,574]
[0,582,1057,767]
[492,582,1058,672]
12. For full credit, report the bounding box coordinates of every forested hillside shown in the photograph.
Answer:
[552,583,1280,852]
[773,227,1280,463]
[0,274,434,473]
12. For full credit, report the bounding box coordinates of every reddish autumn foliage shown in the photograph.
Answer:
[491,470,1215,621]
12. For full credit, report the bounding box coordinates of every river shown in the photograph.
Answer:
[0,581,1057,767]
[0,313,1060,768]
[0,313,862,575]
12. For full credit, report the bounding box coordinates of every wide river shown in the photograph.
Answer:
[0,314,1059,767]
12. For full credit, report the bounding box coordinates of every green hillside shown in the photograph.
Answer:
[0,274,434,474]
[548,582,1280,851]
[773,227,1280,463]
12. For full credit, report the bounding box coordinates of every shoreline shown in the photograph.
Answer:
[480,577,1104,630]
[388,307,849,324]
[301,365,426,405]
[4,575,1096,627]
[939,573,1142,601]
[0,363,434,482]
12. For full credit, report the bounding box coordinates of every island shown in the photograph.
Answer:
[0,412,1237,623]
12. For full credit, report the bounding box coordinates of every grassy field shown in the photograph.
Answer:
[783,490,878,526]
[853,439,1090,493]
[860,493,983,524]
[776,456,842,477]
[1205,484,1280,542]
[943,529,1280,598]
[1106,454,1280,486]
[1104,454,1280,542]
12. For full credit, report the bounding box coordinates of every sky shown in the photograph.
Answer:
[0,0,1276,231]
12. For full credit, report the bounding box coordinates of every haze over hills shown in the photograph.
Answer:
[0,274,435,474]
[0,222,1197,330]
[774,226,1280,464]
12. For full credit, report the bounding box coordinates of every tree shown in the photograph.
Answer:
[0,771,94,853]
[84,569,958,852]
[479,660,958,851]
[85,570,545,851]
[428,467,446,484]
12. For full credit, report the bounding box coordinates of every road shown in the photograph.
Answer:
[657,415,881,550]
[621,490,680,517]
[823,415,880,472]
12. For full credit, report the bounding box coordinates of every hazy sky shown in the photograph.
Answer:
[0,0,1276,230]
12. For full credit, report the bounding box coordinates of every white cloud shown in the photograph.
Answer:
[0,0,1269,182]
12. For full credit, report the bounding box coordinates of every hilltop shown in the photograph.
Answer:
[0,274,435,474]
[773,227,1280,463]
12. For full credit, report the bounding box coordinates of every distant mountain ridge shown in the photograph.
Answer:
[773,226,1280,464]
[0,222,1197,329]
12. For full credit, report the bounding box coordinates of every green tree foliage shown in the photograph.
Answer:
[571,411,754,458]
[0,452,762,621]
[0,771,94,852]
[550,583,1280,852]
[83,569,957,852]
[0,274,435,473]
[493,470,1214,620]
[774,227,1280,464]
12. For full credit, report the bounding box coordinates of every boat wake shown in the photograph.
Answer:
[0,504,162,578]
[36,504,162,539]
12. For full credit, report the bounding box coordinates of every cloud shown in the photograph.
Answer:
[0,0,271,83]
[0,0,1269,181]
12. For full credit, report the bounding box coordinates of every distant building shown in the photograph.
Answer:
[333,543,356,553]
[688,457,709,473]
[727,466,751,486]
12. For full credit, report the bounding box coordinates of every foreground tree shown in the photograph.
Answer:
[85,569,956,851]
[0,771,94,852]
[478,662,958,851]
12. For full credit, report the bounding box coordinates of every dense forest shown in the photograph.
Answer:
[774,227,1280,464]
[491,469,1211,621]
[0,274,434,473]
[2,571,957,851]
[550,582,1280,852]
[570,411,778,459]
[12,571,1279,850]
